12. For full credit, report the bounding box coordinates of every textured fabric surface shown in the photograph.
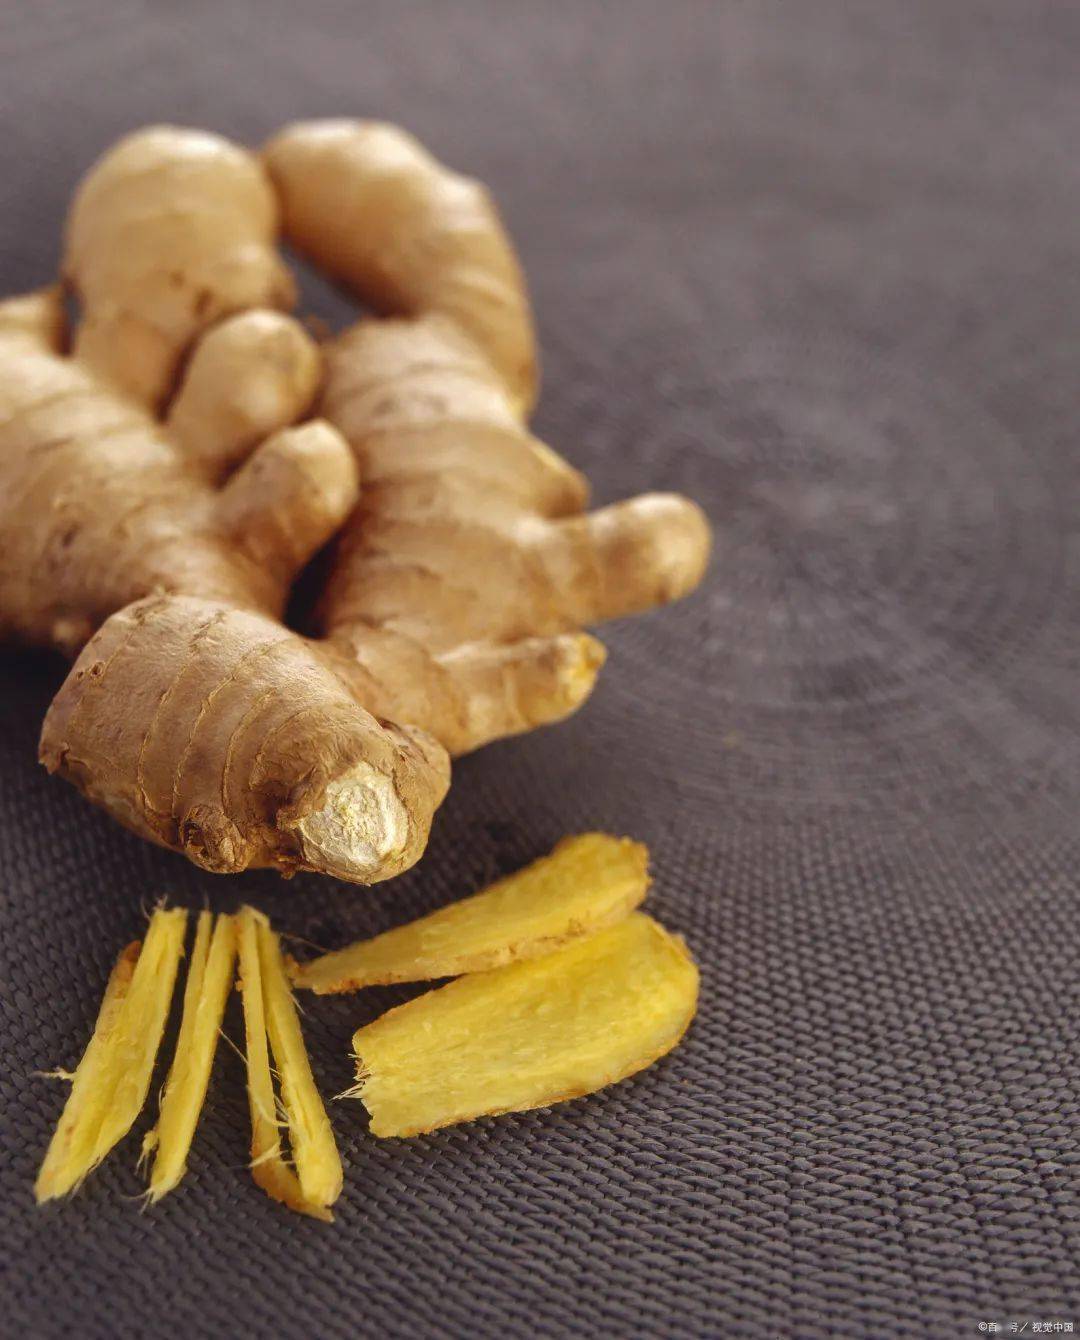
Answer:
[3,3,1080,1336]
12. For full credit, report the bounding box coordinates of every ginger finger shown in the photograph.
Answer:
[255,915,342,1208]
[351,913,698,1138]
[535,494,712,627]
[294,833,649,994]
[263,120,537,414]
[264,122,710,763]
[67,126,295,410]
[236,908,332,1221]
[330,624,605,757]
[433,632,606,754]
[144,912,237,1201]
[167,311,322,479]
[214,421,360,586]
[35,940,140,1202]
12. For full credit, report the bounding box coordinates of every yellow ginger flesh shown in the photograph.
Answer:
[236,907,339,1219]
[143,912,237,1200]
[256,914,343,1208]
[352,912,698,1138]
[293,832,650,993]
[35,941,140,1201]
[35,908,186,1201]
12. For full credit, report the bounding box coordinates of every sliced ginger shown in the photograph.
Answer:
[293,833,650,994]
[236,907,340,1220]
[256,915,343,1207]
[35,940,141,1201]
[35,842,695,1211]
[351,912,698,1138]
[36,908,186,1201]
[143,912,237,1200]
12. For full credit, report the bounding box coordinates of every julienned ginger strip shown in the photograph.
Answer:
[256,915,343,1208]
[236,907,340,1220]
[35,940,140,1201]
[143,911,237,1200]
[35,908,187,1201]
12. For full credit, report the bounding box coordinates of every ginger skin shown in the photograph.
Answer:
[0,128,448,881]
[263,121,711,756]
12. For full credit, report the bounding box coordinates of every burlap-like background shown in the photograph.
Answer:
[3,3,1079,1336]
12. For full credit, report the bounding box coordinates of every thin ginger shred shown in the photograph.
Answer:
[352,912,698,1138]
[237,907,340,1220]
[256,914,343,1207]
[293,833,650,994]
[35,907,187,1201]
[143,911,236,1200]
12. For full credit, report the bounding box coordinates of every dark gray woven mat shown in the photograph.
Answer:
[3,3,1080,1336]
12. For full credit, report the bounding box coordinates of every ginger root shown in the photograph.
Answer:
[264,121,711,756]
[0,127,448,883]
[293,832,650,993]
[351,913,699,1138]
[143,912,236,1201]
[3,122,709,882]
[236,907,340,1219]
[36,908,186,1201]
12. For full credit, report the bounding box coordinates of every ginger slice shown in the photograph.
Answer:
[35,907,187,1201]
[294,833,650,994]
[256,916,343,1208]
[143,912,237,1200]
[352,912,698,1138]
[236,907,337,1220]
[35,941,141,1202]
[90,908,187,1165]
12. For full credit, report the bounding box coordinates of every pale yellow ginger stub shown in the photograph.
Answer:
[352,912,699,1139]
[236,906,340,1220]
[143,911,237,1200]
[293,832,650,994]
[35,908,187,1201]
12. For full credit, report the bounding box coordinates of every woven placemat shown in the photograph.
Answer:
[2,3,1079,1336]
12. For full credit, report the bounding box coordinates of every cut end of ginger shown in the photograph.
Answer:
[351,911,698,1138]
[293,832,650,994]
